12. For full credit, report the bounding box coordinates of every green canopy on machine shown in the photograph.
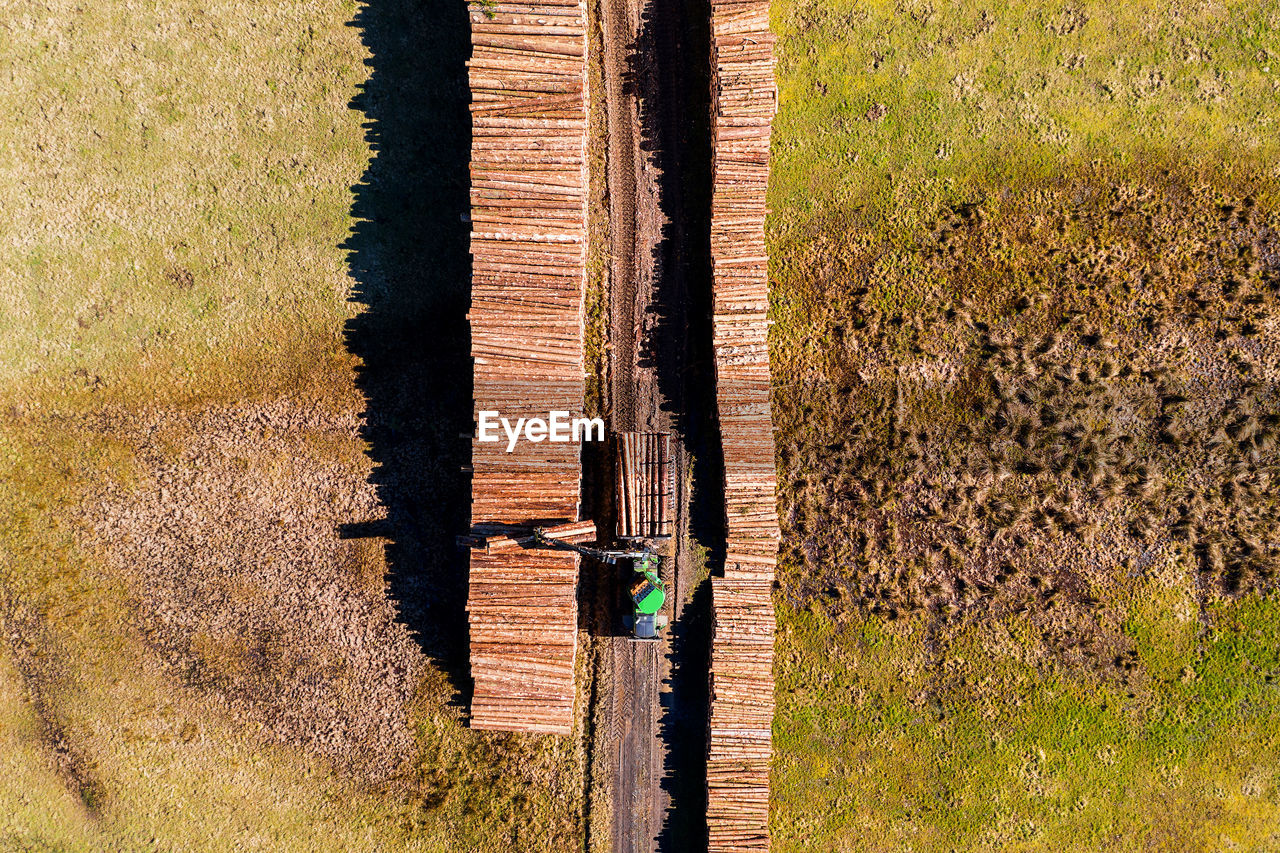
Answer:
[631,554,665,615]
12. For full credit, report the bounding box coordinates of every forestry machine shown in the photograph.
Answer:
[533,528,669,640]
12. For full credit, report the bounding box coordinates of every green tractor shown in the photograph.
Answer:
[626,552,668,640]
[533,528,668,641]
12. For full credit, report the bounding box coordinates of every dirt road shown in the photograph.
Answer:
[593,0,713,846]
[598,0,671,844]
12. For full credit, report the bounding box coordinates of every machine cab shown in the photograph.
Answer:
[629,553,668,640]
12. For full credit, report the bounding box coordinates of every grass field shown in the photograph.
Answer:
[0,1,584,849]
[768,1,1280,849]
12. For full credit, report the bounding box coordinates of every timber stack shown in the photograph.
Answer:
[465,0,589,736]
[707,0,779,847]
[707,577,776,852]
[616,432,675,539]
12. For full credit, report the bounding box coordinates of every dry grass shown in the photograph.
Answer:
[779,176,1280,616]
[0,1,585,849]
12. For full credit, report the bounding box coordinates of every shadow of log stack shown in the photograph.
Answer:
[706,0,779,848]
[465,0,589,736]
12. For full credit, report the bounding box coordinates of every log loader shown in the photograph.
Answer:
[533,528,669,640]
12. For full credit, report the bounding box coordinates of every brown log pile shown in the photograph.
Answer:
[707,578,775,852]
[616,432,674,539]
[465,0,590,736]
[467,548,580,734]
[707,0,779,846]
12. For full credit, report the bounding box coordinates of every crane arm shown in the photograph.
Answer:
[532,527,651,564]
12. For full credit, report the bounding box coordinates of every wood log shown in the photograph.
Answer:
[706,2,779,847]
[465,0,590,738]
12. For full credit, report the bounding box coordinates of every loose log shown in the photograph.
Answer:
[616,432,673,538]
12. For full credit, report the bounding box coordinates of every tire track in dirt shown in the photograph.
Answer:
[598,0,663,842]
[593,0,712,844]
[603,0,640,433]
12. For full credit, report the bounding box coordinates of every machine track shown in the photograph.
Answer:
[589,0,712,844]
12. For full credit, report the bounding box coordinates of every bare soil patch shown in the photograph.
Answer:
[79,396,427,783]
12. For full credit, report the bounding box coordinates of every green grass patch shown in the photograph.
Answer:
[769,0,1280,253]
[0,1,368,410]
[769,0,1280,848]
[774,600,1280,851]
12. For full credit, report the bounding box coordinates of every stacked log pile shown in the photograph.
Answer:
[707,578,775,852]
[707,0,778,847]
[709,0,779,582]
[616,432,674,539]
[465,0,589,736]
[467,548,581,734]
[467,0,589,528]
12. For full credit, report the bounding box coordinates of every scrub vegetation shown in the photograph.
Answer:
[768,0,1280,849]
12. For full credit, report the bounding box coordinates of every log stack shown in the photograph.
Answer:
[465,0,590,736]
[616,432,675,539]
[709,0,779,584]
[707,578,775,852]
[707,0,779,847]
[467,548,581,734]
